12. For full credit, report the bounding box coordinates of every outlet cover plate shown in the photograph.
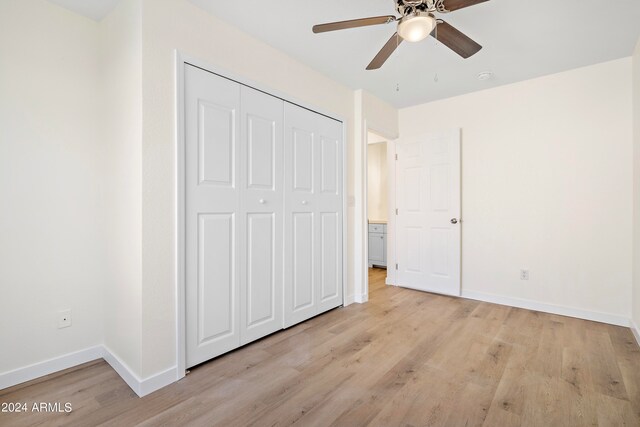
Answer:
[58,310,72,329]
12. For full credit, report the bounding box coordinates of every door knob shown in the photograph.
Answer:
[450,218,458,224]
[259,199,266,204]
[301,200,308,205]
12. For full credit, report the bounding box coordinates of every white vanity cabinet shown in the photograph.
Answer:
[368,223,387,268]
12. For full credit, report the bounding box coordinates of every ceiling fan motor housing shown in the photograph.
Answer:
[396,0,450,16]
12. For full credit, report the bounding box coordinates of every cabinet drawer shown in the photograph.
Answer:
[368,223,386,233]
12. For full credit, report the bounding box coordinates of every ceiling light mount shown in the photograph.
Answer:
[396,0,450,16]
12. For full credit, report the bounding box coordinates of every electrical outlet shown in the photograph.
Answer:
[520,269,530,281]
[58,310,72,329]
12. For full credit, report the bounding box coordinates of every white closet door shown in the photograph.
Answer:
[284,104,316,326]
[284,103,343,327]
[315,114,343,314]
[185,65,241,368]
[239,87,284,344]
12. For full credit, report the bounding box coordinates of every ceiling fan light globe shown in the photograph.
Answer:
[398,13,436,42]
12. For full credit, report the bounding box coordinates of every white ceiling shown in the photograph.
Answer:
[49,0,640,108]
[48,0,120,22]
[368,132,388,145]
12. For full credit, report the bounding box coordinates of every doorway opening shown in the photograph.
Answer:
[366,131,391,296]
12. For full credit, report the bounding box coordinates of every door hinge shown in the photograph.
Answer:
[395,208,398,215]
[395,263,398,270]
[395,154,398,160]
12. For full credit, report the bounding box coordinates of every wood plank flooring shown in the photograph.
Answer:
[2,267,639,426]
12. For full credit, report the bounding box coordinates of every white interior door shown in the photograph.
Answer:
[185,65,241,368]
[395,129,461,296]
[284,103,343,327]
[239,86,284,344]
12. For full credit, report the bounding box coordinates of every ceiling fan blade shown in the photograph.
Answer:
[441,0,490,12]
[313,16,396,34]
[366,32,403,70]
[432,21,482,58]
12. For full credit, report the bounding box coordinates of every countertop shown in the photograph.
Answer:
[368,220,388,225]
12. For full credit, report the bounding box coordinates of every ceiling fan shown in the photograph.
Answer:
[312,0,489,70]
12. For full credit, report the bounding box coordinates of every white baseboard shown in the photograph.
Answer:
[101,346,141,396]
[0,346,102,391]
[385,277,395,286]
[0,345,177,398]
[632,320,640,348]
[344,294,355,306]
[461,290,630,327]
[354,293,369,304]
[139,366,178,397]
[101,346,177,397]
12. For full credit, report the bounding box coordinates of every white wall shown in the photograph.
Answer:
[633,40,640,333]
[367,142,389,223]
[100,0,144,377]
[0,0,399,390]
[0,0,105,373]
[399,58,633,323]
[138,0,358,378]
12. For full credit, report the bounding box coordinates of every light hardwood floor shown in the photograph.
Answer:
[2,267,639,426]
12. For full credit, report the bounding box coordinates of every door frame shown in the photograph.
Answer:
[385,138,398,287]
[175,51,349,379]
[362,122,398,300]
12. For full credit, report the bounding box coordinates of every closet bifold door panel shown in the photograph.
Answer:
[184,63,342,368]
[284,103,343,328]
[239,86,284,344]
[185,64,242,368]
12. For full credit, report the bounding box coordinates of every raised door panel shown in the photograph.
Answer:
[320,213,339,303]
[320,137,338,195]
[429,227,450,278]
[240,87,284,343]
[293,128,314,193]
[284,209,316,326]
[247,114,275,190]
[197,214,236,344]
[245,214,276,328]
[185,65,241,368]
[405,227,423,272]
[198,101,235,187]
[293,213,314,310]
